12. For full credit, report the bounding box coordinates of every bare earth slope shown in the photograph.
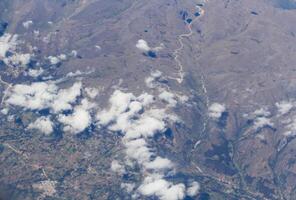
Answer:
[0,0,296,199]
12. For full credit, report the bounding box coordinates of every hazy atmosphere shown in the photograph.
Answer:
[0,0,296,199]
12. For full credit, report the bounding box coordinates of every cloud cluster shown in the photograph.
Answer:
[48,54,67,65]
[58,99,95,134]
[159,91,178,107]
[276,101,294,116]
[186,181,200,197]
[0,33,18,58]
[284,118,296,136]
[27,68,44,77]
[6,81,82,112]
[138,176,185,200]
[3,53,31,67]
[252,107,274,129]
[97,90,192,200]
[209,103,225,119]
[0,33,32,68]
[5,81,99,135]
[27,116,54,135]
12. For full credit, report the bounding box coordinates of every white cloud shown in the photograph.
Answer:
[27,116,54,135]
[111,160,126,175]
[70,50,77,57]
[51,82,82,113]
[58,99,94,134]
[209,103,225,119]
[124,138,152,164]
[138,176,185,200]
[159,91,177,107]
[48,56,60,65]
[27,68,44,77]
[6,82,58,110]
[58,54,67,61]
[137,93,154,106]
[0,33,32,68]
[0,33,18,58]
[136,39,151,52]
[22,20,33,29]
[276,101,293,115]
[96,90,135,126]
[95,45,101,50]
[186,181,200,197]
[98,89,186,200]
[253,107,270,117]
[144,156,174,171]
[124,112,166,139]
[4,53,31,67]
[284,117,296,136]
[1,108,9,115]
[6,81,82,113]
[254,117,273,129]
[136,39,164,53]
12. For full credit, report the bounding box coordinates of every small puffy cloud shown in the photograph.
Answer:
[22,20,33,29]
[48,56,60,65]
[144,156,174,171]
[138,177,185,200]
[186,181,200,197]
[58,54,67,61]
[276,101,293,115]
[58,99,94,134]
[159,91,177,107]
[136,39,151,52]
[124,113,166,139]
[70,50,78,57]
[209,103,225,119]
[136,39,163,52]
[136,39,163,58]
[284,118,296,136]
[253,107,270,117]
[251,107,274,130]
[254,117,273,129]
[27,68,44,77]
[111,160,126,175]
[27,116,54,135]
[95,45,101,50]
